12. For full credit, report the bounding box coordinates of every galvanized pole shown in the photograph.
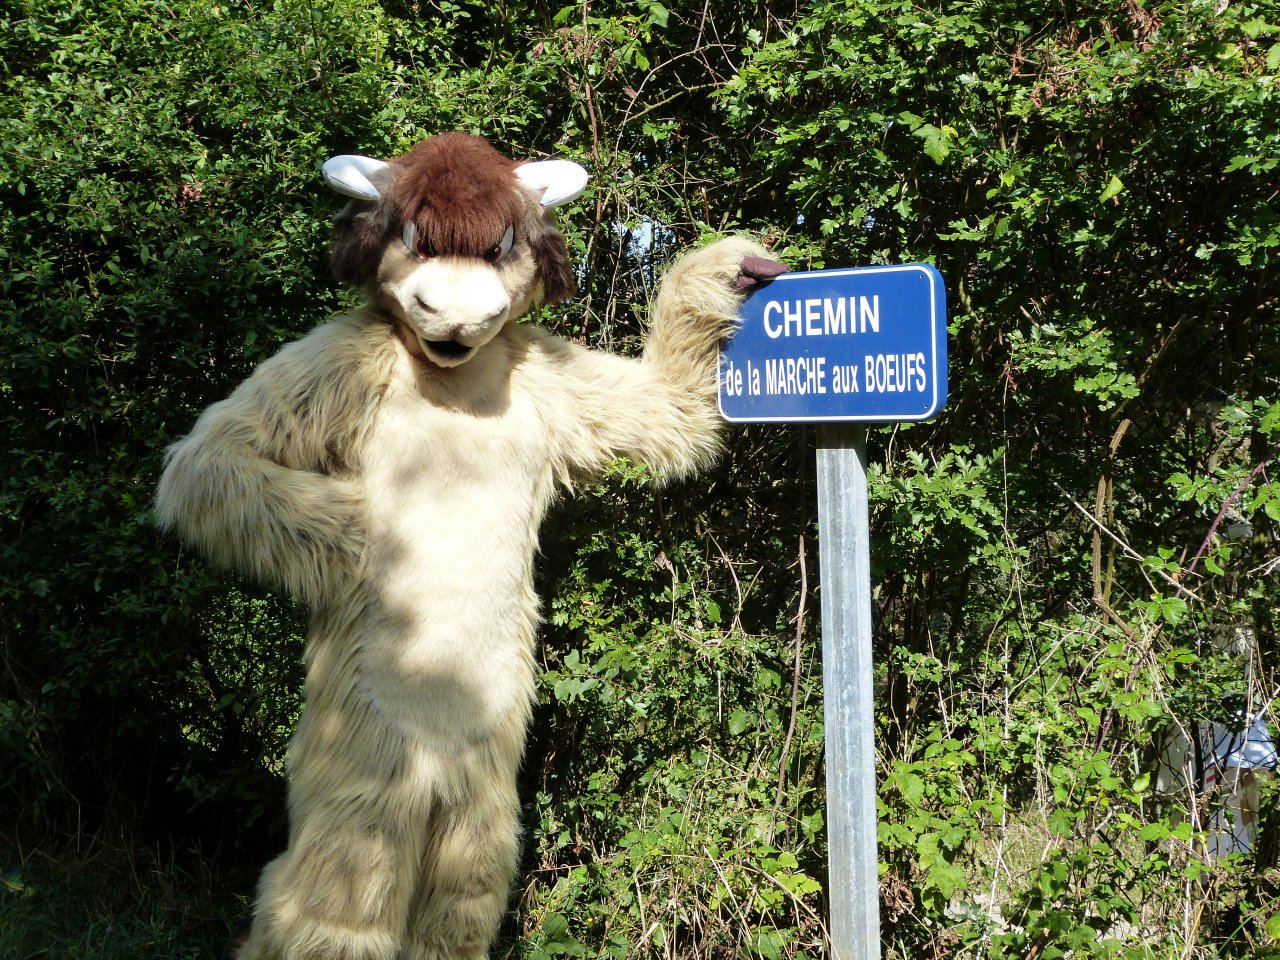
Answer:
[815,423,880,960]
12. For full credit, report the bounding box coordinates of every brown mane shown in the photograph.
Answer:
[330,132,576,302]
[390,134,524,258]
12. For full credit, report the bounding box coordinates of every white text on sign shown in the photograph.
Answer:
[722,353,928,398]
[762,295,882,338]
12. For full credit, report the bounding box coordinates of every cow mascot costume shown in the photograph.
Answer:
[156,132,784,960]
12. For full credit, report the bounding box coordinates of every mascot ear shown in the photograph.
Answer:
[515,159,589,208]
[323,155,393,201]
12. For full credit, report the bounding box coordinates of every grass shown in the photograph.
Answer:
[0,834,246,960]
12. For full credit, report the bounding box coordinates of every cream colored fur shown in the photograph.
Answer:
[155,234,764,960]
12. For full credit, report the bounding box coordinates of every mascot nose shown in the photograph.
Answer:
[407,259,511,334]
[414,294,504,320]
[414,293,439,316]
[425,305,508,332]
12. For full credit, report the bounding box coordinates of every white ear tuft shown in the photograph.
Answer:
[322,155,392,201]
[514,159,589,208]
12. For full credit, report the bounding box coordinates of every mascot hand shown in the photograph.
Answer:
[733,254,789,292]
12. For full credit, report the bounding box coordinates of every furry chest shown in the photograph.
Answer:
[361,369,551,542]
[355,370,552,748]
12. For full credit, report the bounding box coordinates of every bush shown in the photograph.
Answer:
[2,0,1279,957]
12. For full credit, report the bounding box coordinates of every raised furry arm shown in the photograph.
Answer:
[538,237,768,483]
[155,316,387,603]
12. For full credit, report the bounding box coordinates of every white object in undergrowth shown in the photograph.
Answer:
[1160,711,1277,859]
[1202,713,1276,858]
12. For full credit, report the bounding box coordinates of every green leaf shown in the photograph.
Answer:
[543,914,569,941]
[925,860,966,898]
[1265,909,1280,940]
[1138,822,1168,842]
[1099,175,1125,203]
[896,770,926,807]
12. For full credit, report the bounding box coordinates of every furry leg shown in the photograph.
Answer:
[235,793,425,960]
[235,690,427,960]
[402,774,521,960]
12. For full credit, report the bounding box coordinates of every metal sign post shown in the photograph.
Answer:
[720,265,948,960]
[816,423,879,960]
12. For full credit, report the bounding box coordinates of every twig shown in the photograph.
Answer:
[1093,418,1130,615]
[1055,482,1203,602]
[709,533,747,635]
[1180,460,1269,593]
[770,534,808,841]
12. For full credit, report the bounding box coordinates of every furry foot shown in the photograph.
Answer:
[222,915,252,960]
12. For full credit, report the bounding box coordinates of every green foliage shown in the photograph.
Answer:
[2,0,1279,957]
[525,462,825,956]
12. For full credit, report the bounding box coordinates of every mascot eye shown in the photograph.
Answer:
[483,226,514,265]
[402,221,436,259]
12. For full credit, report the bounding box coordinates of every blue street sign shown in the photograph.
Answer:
[719,264,947,423]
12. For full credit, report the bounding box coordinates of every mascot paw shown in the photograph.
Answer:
[658,237,787,333]
[733,254,789,292]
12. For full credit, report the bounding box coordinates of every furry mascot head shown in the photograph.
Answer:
[324,134,586,367]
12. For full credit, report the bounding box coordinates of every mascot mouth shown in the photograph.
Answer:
[419,337,477,367]
[425,339,472,359]
[392,320,480,368]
